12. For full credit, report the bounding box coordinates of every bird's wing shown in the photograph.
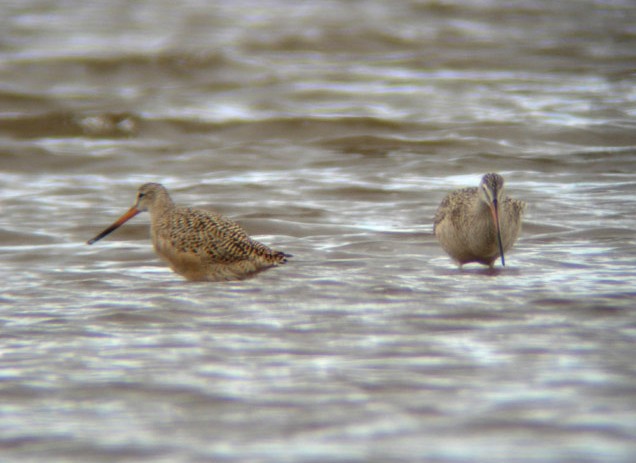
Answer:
[164,208,261,263]
[433,188,476,231]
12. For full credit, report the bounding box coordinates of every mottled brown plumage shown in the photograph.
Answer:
[434,173,525,268]
[87,183,290,281]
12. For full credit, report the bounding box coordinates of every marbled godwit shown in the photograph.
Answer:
[87,183,290,281]
[433,173,525,268]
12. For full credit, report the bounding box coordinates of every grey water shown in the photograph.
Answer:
[1,1,636,461]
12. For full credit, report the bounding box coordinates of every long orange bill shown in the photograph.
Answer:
[87,206,141,245]
[490,199,505,266]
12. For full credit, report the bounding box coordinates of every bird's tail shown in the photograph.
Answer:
[275,251,292,264]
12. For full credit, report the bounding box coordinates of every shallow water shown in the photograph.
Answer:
[1,1,636,462]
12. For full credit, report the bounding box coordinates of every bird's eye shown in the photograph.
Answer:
[138,192,146,199]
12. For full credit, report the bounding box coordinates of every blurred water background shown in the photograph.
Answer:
[1,1,636,461]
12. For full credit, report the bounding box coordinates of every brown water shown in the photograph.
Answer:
[2,1,636,462]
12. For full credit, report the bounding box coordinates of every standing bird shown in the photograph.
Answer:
[433,173,525,268]
[87,183,290,281]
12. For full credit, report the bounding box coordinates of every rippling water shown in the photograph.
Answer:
[2,1,636,462]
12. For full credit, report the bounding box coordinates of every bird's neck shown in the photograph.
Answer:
[148,193,175,220]
[473,195,488,212]
[473,197,495,228]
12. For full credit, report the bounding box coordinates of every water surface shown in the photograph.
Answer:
[1,1,636,462]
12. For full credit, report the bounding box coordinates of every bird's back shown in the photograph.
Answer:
[152,206,288,281]
[433,187,477,234]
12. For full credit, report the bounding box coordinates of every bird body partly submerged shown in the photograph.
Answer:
[434,173,525,267]
[88,183,289,281]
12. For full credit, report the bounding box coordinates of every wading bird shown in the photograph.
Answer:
[87,183,290,281]
[433,173,525,268]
